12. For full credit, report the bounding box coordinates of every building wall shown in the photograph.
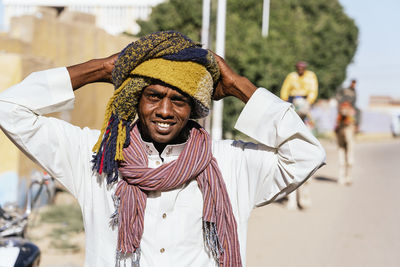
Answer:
[368,95,400,114]
[311,98,395,135]
[0,53,46,204]
[0,9,135,179]
[2,0,166,35]
[0,53,23,175]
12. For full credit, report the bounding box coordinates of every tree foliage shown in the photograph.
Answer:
[137,0,358,137]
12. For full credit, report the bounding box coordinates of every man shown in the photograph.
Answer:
[280,61,319,210]
[280,61,318,107]
[0,31,325,267]
[336,79,360,131]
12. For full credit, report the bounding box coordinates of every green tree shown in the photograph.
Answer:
[137,0,358,138]
[137,0,204,42]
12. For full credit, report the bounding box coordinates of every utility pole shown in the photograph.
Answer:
[212,0,226,140]
[262,0,270,37]
[201,0,211,49]
[201,0,211,132]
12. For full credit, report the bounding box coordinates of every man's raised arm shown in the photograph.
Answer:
[67,53,118,90]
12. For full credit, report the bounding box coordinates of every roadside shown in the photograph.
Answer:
[247,137,400,267]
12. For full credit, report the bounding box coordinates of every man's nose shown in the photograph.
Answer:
[156,98,174,118]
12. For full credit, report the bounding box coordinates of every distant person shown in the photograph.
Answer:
[336,79,361,132]
[280,61,319,210]
[335,79,359,185]
[280,61,318,120]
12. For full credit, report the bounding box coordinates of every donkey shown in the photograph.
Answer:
[335,101,356,185]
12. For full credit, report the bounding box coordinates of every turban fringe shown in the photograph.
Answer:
[92,31,220,183]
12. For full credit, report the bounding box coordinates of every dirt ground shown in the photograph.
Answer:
[29,192,85,267]
[29,137,400,267]
[247,138,400,267]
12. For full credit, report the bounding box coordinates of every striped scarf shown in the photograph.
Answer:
[113,121,242,267]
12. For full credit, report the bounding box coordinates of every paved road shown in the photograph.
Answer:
[247,139,400,267]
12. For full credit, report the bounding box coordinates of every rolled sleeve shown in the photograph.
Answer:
[233,88,325,207]
[235,88,291,147]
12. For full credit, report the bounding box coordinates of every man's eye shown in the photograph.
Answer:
[148,94,161,100]
[172,98,188,105]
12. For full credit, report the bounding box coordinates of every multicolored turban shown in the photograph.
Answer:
[92,31,220,183]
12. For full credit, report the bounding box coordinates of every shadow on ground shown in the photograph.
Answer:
[313,176,337,183]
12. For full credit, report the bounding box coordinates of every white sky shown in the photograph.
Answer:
[338,0,400,108]
[0,1,3,29]
[0,0,399,108]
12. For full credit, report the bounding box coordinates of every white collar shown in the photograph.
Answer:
[140,137,187,158]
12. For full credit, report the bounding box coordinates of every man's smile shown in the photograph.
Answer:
[154,121,175,133]
[155,121,174,128]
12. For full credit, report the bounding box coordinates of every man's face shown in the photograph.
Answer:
[138,84,192,145]
[296,65,306,76]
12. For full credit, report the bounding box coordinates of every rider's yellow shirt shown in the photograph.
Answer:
[280,70,318,104]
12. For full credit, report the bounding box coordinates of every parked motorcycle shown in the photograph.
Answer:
[0,172,55,267]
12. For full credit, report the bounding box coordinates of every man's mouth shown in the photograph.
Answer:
[157,122,171,128]
[155,121,175,131]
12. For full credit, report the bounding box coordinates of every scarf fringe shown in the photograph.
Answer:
[204,221,224,263]
[112,193,141,267]
[109,194,120,229]
[116,248,141,267]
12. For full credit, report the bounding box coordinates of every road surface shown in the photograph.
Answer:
[247,138,400,267]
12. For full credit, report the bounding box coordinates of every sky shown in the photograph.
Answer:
[338,0,400,108]
[0,0,399,108]
[0,2,2,29]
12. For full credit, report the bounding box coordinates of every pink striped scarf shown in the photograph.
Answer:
[113,121,242,266]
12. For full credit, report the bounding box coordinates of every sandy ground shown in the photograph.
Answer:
[29,193,85,267]
[30,137,400,267]
[246,138,400,267]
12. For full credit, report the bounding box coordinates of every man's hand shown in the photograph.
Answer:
[67,53,119,91]
[212,52,257,103]
[99,53,119,83]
